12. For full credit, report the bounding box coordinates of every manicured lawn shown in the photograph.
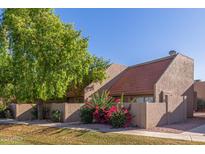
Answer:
[0,124,204,145]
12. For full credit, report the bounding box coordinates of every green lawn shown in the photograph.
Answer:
[0,124,204,145]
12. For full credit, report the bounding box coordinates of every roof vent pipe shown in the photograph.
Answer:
[169,50,177,56]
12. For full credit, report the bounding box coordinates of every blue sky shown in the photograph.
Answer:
[55,9,205,80]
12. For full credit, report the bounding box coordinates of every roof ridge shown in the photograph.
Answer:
[128,54,177,68]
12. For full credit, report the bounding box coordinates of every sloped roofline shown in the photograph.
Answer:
[129,54,178,69]
[107,54,177,96]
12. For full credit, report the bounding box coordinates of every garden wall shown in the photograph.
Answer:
[10,103,36,121]
[11,103,83,122]
[43,103,83,122]
[124,102,167,129]
[124,103,147,128]
[64,103,83,122]
[146,102,167,128]
[11,102,168,128]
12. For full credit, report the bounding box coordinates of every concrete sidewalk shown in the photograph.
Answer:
[1,119,205,143]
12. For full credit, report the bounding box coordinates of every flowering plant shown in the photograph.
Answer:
[80,91,132,128]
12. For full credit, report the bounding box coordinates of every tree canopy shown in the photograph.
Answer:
[0,9,109,103]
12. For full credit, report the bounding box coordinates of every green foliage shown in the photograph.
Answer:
[91,91,115,109]
[0,103,13,118]
[110,111,126,128]
[4,109,13,119]
[0,103,6,112]
[51,110,61,122]
[80,107,94,124]
[0,9,109,103]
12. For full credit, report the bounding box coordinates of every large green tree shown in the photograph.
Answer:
[0,9,109,103]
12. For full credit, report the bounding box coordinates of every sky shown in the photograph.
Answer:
[55,8,205,81]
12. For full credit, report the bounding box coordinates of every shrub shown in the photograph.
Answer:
[110,111,126,128]
[93,106,108,123]
[51,110,61,122]
[0,103,7,118]
[91,91,115,109]
[0,103,13,119]
[80,107,94,124]
[4,108,13,119]
[82,92,132,127]
[108,105,132,128]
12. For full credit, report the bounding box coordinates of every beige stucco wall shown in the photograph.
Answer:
[146,102,167,128]
[124,103,147,128]
[155,54,194,124]
[84,64,127,101]
[10,104,36,121]
[194,81,205,101]
[45,103,65,121]
[64,103,83,122]
[44,103,82,122]
[12,103,82,122]
[124,102,167,129]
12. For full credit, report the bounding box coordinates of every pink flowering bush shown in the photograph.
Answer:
[80,91,132,128]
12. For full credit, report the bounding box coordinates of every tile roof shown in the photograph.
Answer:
[108,55,176,95]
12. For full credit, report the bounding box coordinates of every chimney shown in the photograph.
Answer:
[169,50,177,56]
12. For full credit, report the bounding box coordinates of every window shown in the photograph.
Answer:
[145,96,154,103]
[136,96,154,103]
[136,97,144,103]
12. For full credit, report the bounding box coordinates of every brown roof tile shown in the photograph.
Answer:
[108,55,176,95]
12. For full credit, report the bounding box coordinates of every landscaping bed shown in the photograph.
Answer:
[80,91,132,128]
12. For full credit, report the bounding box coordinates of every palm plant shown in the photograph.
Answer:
[91,90,115,109]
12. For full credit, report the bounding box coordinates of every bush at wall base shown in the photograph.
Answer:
[51,110,62,122]
[109,111,126,128]
[80,107,94,124]
[0,103,14,119]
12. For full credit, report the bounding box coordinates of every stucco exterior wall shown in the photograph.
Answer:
[194,81,205,101]
[12,103,82,122]
[44,103,82,122]
[124,102,166,129]
[84,64,127,101]
[11,104,36,121]
[146,102,167,128]
[194,81,205,111]
[155,54,194,124]
[64,103,83,122]
[124,103,146,128]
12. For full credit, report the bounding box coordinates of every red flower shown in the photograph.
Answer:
[114,98,121,103]
[106,106,117,118]
[93,106,108,123]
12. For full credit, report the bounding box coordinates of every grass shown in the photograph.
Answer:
[0,124,204,145]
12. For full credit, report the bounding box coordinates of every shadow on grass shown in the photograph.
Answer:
[0,123,17,131]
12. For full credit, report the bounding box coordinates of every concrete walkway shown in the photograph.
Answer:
[1,119,205,143]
